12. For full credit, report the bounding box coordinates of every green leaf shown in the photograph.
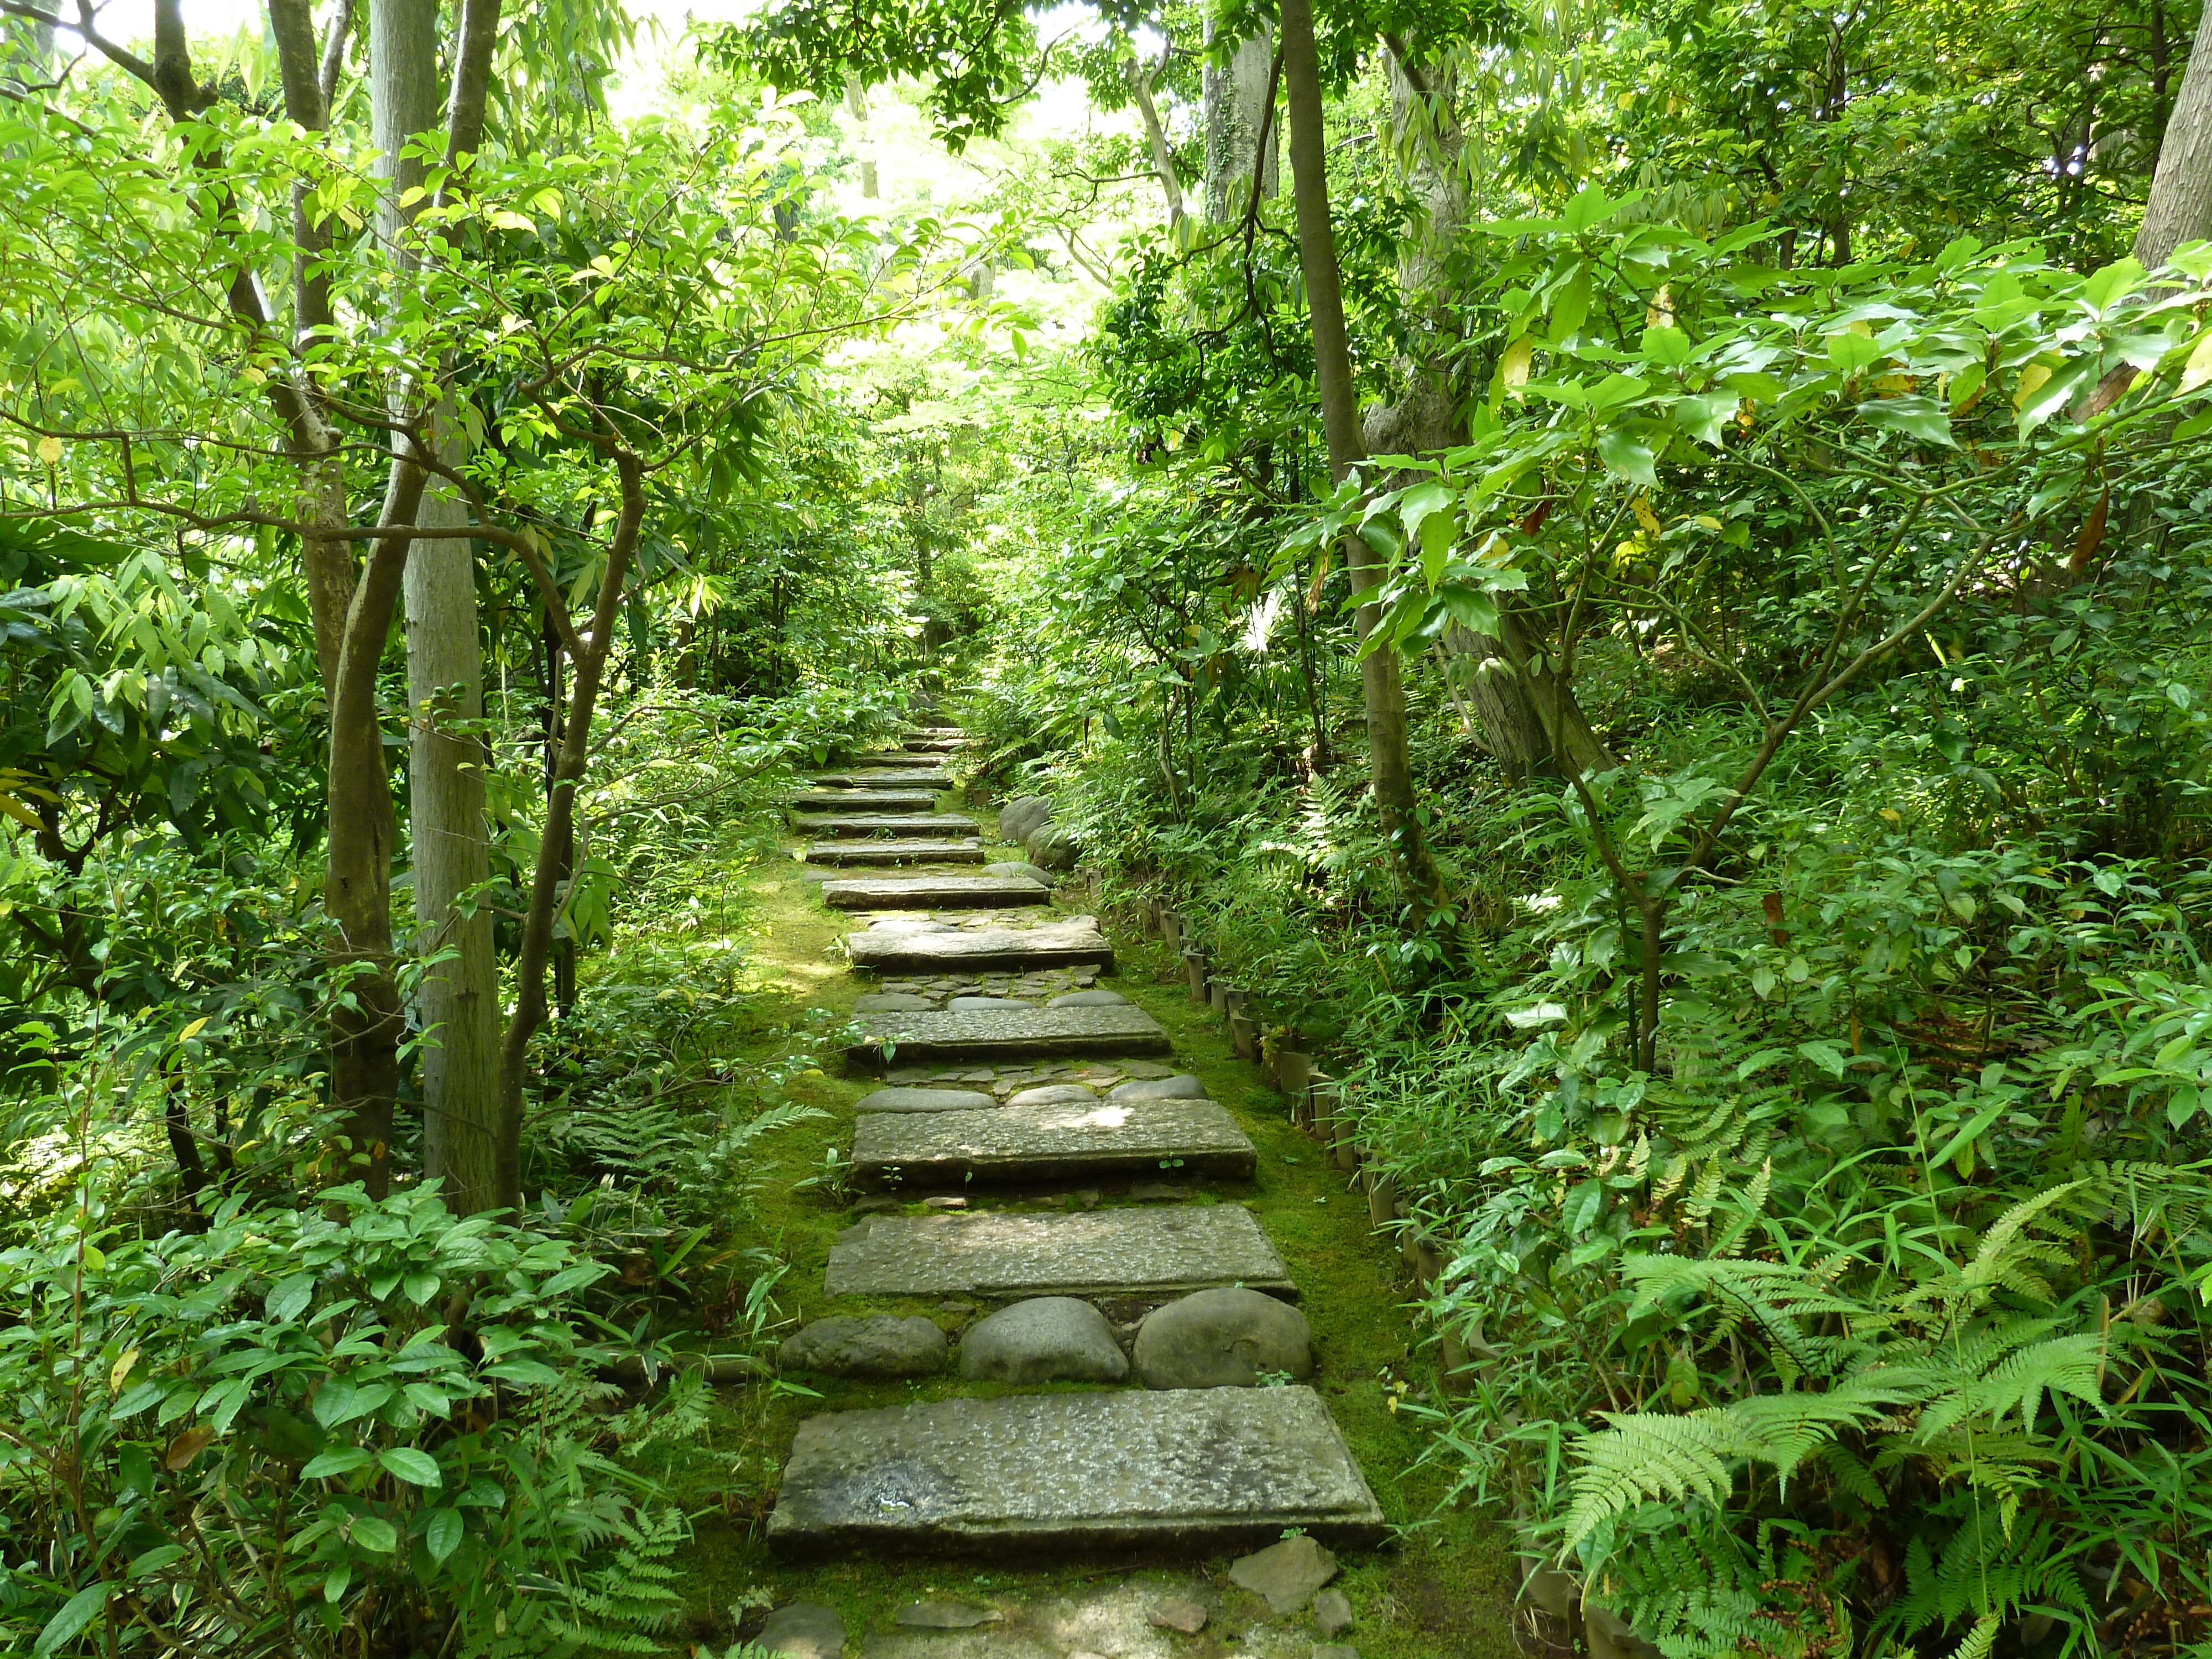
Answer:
[1796,1041,1849,1079]
[1640,325,1692,366]
[2080,257,2145,314]
[1856,395,1956,447]
[1418,510,1456,588]
[1597,429,1657,487]
[1562,1179,1607,1233]
[423,1508,465,1564]
[127,1545,187,1578]
[1562,184,1621,234]
[1672,392,1736,447]
[34,1584,107,1657]
[351,1515,399,1554]
[265,1274,315,1323]
[378,1447,443,1488]
[300,1446,373,1480]
[1550,264,1592,343]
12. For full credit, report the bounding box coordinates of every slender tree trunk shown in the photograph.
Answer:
[2137,0,2212,264]
[1129,55,1185,227]
[374,0,503,1209]
[497,456,646,1213]
[1279,0,1446,915]
[1203,20,1277,221]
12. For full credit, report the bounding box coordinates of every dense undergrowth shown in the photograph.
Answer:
[0,682,909,1657]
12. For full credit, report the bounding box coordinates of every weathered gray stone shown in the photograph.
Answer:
[981,860,1057,884]
[777,1315,947,1379]
[1313,1646,1360,1659]
[757,1601,846,1658]
[807,841,984,867]
[797,813,979,837]
[849,1004,1170,1067]
[1227,1535,1338,1614]
[822,875,1050,912]
[1024,822,1080,872]
[823,1205,1295,1300]
[1583,1602,1663,1659]
[1047,989,1129,1008]
[787,789,938,812]
[818,768,953,789]
[855,993,937,1012]
[894,1601,999,1629]
[1312,1588,1354,1636]
[1003,1083,1097,1107]
[853,1098,1256,1188]
[766,1386,1383,1556]
[1149,1599,1209,1634]
[852,750,946,766]
[1134,1288,1316,1389]
[853,1087,999,1113]
[958,1297,1128,1384]
[848,919,1112,975]
[1108,1074,1210,1102]
[947,995,1030,1011]
[999,796,1052,843]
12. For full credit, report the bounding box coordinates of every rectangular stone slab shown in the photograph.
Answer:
[813,769,953,790]
[853,1098,1255,1187]
[847,920,1113,974]
[804,841,985,867]
[821,875,1049,912]
[851,752,945,767]
[786,790,938,813]
[795,813,979,837]
[823,1203,1292,1300]
[847,1004,1170,1064]
[766,1386,1383,1557]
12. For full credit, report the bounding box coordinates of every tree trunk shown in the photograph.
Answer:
[2137,0,2212,265]
[1203,20,1276,222]
[374,0,502,1210]
[1129,55,1185,227]
[1279,0,1447,915]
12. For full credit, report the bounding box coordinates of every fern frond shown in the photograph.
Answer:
[1561,1412,1745,1553]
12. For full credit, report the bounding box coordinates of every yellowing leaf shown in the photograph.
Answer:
[110,1346,139,1392]
[489,209,536,232]
[1878,808,1902,822]
[180,1018,208,1042]
[1631,496,1662,534]
[36,435,62,467]
[2180,331,2212,395]
[1499,336,1533,398]
[2013,362,2052,410]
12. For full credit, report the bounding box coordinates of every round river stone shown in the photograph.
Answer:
[959,1296,1129,1384]
[1133,1287,1314,1389]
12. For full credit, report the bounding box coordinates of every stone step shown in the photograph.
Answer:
[766,1386,1383,1558]
[847,918,1112,974]
[904,737,964,752]
[853,1098,1255,1187]
[785,790,939,813]
[795,812,979,838]
[846,1004,1170,1065]
[823,1203,1293,1300]
[804,841,985,868]
[813,769,953,790]
[820,875,1050,912]
[851,752,944,768]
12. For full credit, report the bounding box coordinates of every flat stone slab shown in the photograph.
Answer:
[822,876,1050,912]
[787,790,938,812]
[852,752,947,767]
[814,769,954,789]
[766,1386,1382,1557]
[854,1099,1256,1187]
[805,842,985,867]
[848,1005,1170,1065]
[848,920,1112,975]
[824,1204,1293,1300]
[797,813,979,837]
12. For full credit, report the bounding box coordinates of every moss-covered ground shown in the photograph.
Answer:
[653,782,1522,1657]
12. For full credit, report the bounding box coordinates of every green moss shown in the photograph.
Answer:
[651,790,1521,1657]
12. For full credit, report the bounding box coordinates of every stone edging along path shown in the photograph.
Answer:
[699,719,1524,1659]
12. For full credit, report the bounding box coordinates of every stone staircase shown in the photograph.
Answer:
[763,718,1384,1569]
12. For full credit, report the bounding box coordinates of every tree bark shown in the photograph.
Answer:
[2137,0,2212,265]
[1279,0,1447,916]
[1129,53,1184,227]
[1203,20,1276,222]
[374,0,503,1210]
